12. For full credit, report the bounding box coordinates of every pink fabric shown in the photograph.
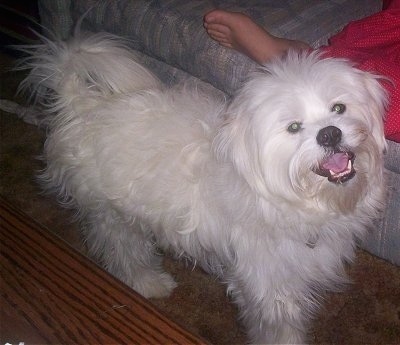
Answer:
[322,0,400,142]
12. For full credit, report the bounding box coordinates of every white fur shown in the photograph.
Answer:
[19,32,387,344]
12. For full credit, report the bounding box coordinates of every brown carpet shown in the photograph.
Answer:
[1,52,399,344]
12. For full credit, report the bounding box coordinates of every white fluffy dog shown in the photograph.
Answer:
[18,32,387,343]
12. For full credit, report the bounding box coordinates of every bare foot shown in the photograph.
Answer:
[204,10,310,64]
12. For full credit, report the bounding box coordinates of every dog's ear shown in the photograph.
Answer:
[361,71,388,153]
[213,69,292,200]
[213,107,271,198]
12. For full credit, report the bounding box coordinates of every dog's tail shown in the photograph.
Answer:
[16,30,160,124]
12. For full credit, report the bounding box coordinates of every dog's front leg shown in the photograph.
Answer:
[228,269,310,344]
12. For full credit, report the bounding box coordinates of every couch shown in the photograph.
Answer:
[37,0,399,265]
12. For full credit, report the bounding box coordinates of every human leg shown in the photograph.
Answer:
[204,10,310,64]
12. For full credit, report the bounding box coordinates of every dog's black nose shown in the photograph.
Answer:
[316,126,342,147]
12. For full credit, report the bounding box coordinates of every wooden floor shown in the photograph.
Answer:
[0,198,207,344]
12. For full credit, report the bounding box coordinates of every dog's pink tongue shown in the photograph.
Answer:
[322,153,349,173]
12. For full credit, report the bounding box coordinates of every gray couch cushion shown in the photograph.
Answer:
[44,0,381,95]
[365,166,400,264]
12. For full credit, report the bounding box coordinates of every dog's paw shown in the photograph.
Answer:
[130,270,177,299]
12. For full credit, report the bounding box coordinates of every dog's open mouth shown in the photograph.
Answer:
[314,151,356,184]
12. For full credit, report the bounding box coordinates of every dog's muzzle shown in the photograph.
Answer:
[314,151,356,184]
[314,126,356,184]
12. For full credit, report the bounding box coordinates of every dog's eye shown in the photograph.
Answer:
[287,122,302,133]
[331,103,346,114]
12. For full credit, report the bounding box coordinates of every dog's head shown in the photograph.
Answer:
[214,51,387,214]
